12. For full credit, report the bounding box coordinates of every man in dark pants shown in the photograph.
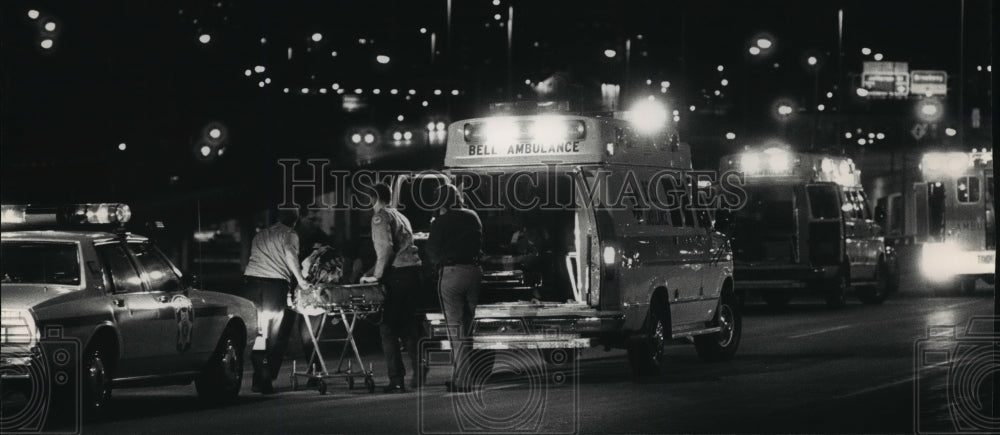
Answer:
[241,209,308,394]
[361,183,424,393]
[425,184,483,393]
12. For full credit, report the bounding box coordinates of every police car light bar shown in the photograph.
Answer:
[0,203,132,227]
[1,205,27,224]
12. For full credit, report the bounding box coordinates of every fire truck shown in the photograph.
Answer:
[910,150,995,292]
[719,146,900,307]
[395,101,741,375]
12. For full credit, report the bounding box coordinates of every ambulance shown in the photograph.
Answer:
[394,101,740,376]
[719,146,899,307]
[911,150,994,292]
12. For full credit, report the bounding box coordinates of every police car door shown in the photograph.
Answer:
[127,241,204,371]
[95,242,173,377]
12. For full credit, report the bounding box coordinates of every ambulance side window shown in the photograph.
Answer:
[841,191,858,219]
[128,242,182,293]
[660,178,685,227]
[957,176,980,203]
[807,185,840,219]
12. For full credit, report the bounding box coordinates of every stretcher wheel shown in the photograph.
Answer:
[347,376,355,390]
[364,376,375,394]
[317,379,328,395]
[290,375,299,391]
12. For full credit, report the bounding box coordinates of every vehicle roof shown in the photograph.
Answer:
[0,230,148,244]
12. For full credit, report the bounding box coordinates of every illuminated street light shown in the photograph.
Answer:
[807,56,818,66]
[264,78,271,84]
[451,89,460,96]
[44,21,56,32]
[40,39,53,49]
[876,132,885,140]
[689,105,696,112]
[856,88,869,97]
[826,91,833,98]
[777,104,793,116]
[494,13,502,20]
[363,133,375,144]
[604,49,617,58]
[817,104,825,111]
[311,32,323,42]
[372,88,381,95]
[725,132,736,140]
[868,132,875,139]
[397,115,405,122]
[28,10,40,19]
[200,145,213,157]
[749,46,761,55]
[301,87,310,94]
[845,132,853,139]
[351,133,362,144]
[318,87,326,93]
[393,131,403,141]
[945,128,957,137]
[199,34,211,44]
[858,138,867,146]
[861,47,872,55]
[756,38,772,49]
[403,131,413,140]
[254,65,265,73]
[873,53,884,61]
[244,69,251,77]
[376,54,390,64]
[354,88,363,94]
[209,128,222,139]
[717,65,724,72]
[721,79,729,86]
[118,142,127,151]
[660,81,670,88]
[419,27,427,34]
[421,100,429,107]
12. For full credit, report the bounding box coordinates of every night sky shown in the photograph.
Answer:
[1,0,993,214]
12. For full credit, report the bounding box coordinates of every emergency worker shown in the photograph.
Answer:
[360,183,424,393]
[425,184,483,393]
[241,209,309,394]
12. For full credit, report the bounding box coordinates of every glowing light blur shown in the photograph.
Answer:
[725,132,736,140]
[777,104,793,116]
[40,39,53,49]
[376,54,391,64]
[945,128,957,137]
[209,128,222,139]
[199,34,211,44]
[756,38,772,49]
[44,21,56,32]
[861,47,872,55]
[921,242,962,281]
[311,33,323,42]
[28,10,40,20]
[200,145,212,157]
[604,49,617,58]
[748,46,761,55]
[118,143,127,151]
[254,65,265,73]
[873,53,884,61]
[363,133,375,144]
[627,99,669,134]
[740,154,761,172]
[483,117,518,145]
[351,134,362,144]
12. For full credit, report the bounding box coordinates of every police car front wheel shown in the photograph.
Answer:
[196,328,245,402]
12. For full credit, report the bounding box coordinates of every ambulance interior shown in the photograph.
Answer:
[397,171,590,305]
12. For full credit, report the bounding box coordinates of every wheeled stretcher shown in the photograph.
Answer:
[290,283,385,395]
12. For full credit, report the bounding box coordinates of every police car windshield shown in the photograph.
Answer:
[0,241,81,286]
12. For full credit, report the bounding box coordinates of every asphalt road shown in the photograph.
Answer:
[73,278,994,435]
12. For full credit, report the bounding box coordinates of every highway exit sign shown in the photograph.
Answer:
[910,70,948,96]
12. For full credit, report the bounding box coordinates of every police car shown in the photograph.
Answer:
[1,204,258,417]
[719,146,899,306]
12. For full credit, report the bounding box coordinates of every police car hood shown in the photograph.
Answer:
[0,283,80,310]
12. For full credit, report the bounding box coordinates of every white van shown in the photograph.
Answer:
[395,105,739,375]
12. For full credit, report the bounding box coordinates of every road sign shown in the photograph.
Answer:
[911,123,927,140]
[861,61,910,98]
[910,70,948,96]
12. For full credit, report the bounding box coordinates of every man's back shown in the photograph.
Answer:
[244,223,298,281]
[427,208,483,266]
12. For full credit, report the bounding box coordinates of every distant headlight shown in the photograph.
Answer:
[1,309,39,347]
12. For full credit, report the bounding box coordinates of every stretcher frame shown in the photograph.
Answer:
[290,303,381,395]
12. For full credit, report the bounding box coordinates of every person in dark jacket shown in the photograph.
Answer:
[425,184,483,393]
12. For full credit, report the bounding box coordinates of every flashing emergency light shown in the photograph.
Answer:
[1,203,132,227]
[763,147,790,171]
[920,241,962,282]
[1,205,27,224]
[463,117,586,144]
[602,246,616,265]
[740,153,761,172]
[627,99,669,134]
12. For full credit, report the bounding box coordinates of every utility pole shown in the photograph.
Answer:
[507,6,514,100]
[958,0,965,140]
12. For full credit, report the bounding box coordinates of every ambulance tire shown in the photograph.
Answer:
[627,296,668,376]
[857,263,890,305]
[824,269,850,308]
[694,292,742,362]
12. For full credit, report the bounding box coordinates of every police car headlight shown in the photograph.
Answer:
[1,309,39,347]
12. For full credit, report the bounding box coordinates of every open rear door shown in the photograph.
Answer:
[805,183,844,266]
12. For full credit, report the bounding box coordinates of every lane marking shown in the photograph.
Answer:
[834,376,912,399]
[787,325,852,339]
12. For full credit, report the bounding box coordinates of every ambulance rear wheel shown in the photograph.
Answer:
[858,263,889,305]
[825,270,849,308]
[695,292,742,362]
[627,297,668,376]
